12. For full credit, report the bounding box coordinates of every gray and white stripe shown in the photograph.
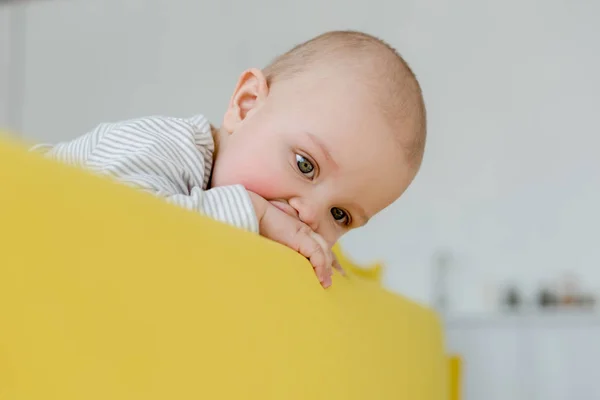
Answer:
[32,114,259,233]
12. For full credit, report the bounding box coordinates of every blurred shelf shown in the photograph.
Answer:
[444,309,600,329]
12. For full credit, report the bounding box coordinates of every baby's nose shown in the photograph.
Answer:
[295,203,320,232]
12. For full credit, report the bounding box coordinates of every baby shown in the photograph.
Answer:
[33,31,427,288]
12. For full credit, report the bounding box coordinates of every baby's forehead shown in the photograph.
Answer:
[286,57,418,123]
[264,30,426,168]
[270,58,424,173]
[274,75,404,155]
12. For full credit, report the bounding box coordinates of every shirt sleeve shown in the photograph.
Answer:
[34,116,259,233]
[30,121,115,166]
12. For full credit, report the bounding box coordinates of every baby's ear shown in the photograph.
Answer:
[222,68,269,133]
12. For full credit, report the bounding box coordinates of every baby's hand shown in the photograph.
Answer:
[249,191,334,288]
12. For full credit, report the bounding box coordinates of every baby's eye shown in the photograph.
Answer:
[296,154,315,178]
[331,207,350,225]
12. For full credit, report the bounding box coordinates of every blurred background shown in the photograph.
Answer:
[1,0,599,399]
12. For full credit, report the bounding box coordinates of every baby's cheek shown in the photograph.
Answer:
[320,228,342,248]
[212,151,290,199]
[237,172,287,200]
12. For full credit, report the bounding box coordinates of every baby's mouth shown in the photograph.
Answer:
[269,200,299,219]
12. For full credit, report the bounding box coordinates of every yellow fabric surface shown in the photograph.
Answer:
[332,243,384,283]
[448,355,462,400]
[0,135,446,400]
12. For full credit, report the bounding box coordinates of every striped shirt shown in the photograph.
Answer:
[32,114,259,233]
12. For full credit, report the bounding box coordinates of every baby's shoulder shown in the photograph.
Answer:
[115,114,210,135]
[104,114,213,148]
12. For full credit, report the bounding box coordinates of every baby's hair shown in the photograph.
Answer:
[263,31,427,171]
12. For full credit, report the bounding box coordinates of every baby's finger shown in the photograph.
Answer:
[332,257,346,276]
[310,248,332,287]
[308,231,333,274]
[308,247,331,287]
[293,228,330,285]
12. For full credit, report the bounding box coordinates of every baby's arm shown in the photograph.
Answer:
[36,115,335,286]
[31,122,116,166]
[35,116,258,233]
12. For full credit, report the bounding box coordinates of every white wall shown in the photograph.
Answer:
[0,6,13,128]
[10,0,600,312]
[0,3,27,133]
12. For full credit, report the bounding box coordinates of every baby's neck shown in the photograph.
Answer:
[208,125,229,188]
[210,124,224,159]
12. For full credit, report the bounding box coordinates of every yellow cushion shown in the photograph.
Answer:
[0,135,446,400]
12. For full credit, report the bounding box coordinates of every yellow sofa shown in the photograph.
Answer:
[0,134,447,399]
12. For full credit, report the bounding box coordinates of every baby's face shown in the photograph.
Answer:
[212,66,413,246]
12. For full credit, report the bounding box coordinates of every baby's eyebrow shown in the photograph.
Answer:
[303,132,338,169]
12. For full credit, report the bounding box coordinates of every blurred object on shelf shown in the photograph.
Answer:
[537,285,559,308]
[497,272,598,314]
[503,284,522,311]
[432,249,453,315]
[560,272,580,306]
[554,272,597,310]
